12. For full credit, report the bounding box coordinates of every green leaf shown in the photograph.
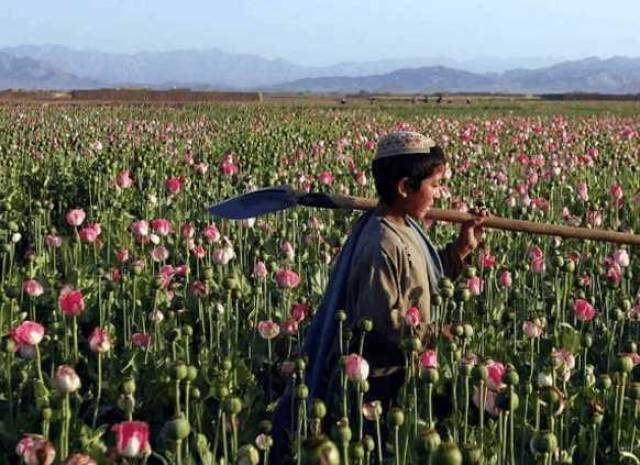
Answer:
[556,323,582,353]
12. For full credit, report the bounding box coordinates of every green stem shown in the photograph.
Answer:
[92,352,102,428]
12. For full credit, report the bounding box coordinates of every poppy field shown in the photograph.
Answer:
[1,101,640,465]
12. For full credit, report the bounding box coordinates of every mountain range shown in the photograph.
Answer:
[1,44,639,94]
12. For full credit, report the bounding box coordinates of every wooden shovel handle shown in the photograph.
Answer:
[326,193,640,246]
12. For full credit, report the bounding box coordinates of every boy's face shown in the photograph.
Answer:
[399,164,445,219]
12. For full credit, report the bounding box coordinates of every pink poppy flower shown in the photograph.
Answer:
[181,223,195,239]
[551,349,575,382]
[46,235,62,248]
[131,220,149,237]
[116,248,129,263]
[611,183,624,203]
[573,299,596,322]
[79,223,101,243]
[23,279,44,297]
[275,269,300,289]
[192,244,206,258]
[212,245,235,265]
[174,264,189,276]
[188,280,209,298]
[150,219,172,236]
[16,435,56,465]
[165,176,182,194]
[344,353,370,382]
[89,327,112,353]
[612,249,630,268]
[527,246,544,261]
[486,360,506,391]
[404,306,421,327]
[257,320,280,340]
[576,181,589,201]
[280,241,295,260]
[253,261,268,279]
[478,251,496,268]
[606,263,622,286]
[202,224,221,243]
[531,257,545,273]
[317,171,335,185]
[53,365,81,393]
[111,421,151,458]
[419,349,438,369]
[221,160,239,176]
[65,208,86,227]
[291,303,310,321]
[586,209,602,227]
[281,318,299,336]
[111,267,122,282]
[116,170,134,189]
[467,276,484,295]
[58,287,85,317]
[579,273,591,288]
[11,320,45,346]
[131,333,152,348]
[498,270,512,288]
[150,246,169,262]
[522,320,543,338]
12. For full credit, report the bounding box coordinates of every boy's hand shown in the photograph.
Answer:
[454,208,489,260]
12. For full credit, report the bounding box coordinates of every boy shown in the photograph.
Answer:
[346,130,485,404]
[272,131,485,461]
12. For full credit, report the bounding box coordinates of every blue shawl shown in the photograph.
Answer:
[271,212,444,459]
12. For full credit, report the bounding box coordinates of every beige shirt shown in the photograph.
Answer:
[346,211,463,376]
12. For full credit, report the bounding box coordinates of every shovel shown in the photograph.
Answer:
[208,186,640,246]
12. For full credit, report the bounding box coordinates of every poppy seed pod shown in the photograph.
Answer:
[301,436,340,465]
[530,431,558,454]
[431,441,463,465]
[502,366,520,386]
[359,318,373,332]
[296,384,309,400]
[581,400,604,425]
[362,435,375,453]
[311,399,327,419]
[422,367,440,384]
[596,374,612,390]
[495,389,519,411]
[417,427,441,454]
[349,441,365,460]
[163,415,191,441]
[616,355,634,374]
[224,397,243,415]
[259,420,273,434]
[461,443,484,465]
[171,362,188,381]
[237,444,260,465]
[333,421,352,445]
[472,364,488,382]
[186,365,198,382]
[388,407,405,427]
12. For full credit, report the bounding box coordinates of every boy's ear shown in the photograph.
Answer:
[397,177,409,199]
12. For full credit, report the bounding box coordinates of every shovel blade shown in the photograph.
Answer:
[208,186,299,219]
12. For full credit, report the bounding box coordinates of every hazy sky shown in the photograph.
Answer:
[2,0,639,66]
